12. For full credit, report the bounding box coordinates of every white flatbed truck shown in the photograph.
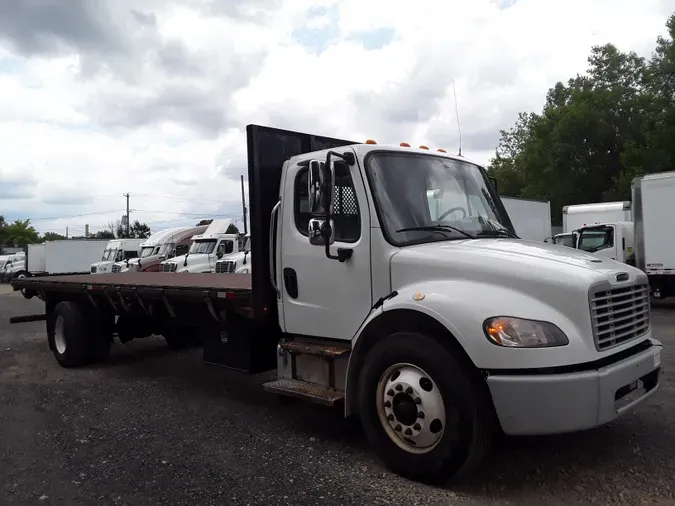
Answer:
[10,125,662,482]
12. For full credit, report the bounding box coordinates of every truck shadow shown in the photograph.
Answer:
[87,337,670,497]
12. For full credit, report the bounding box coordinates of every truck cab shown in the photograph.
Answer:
[215,235,252,274]
[576,222,634,264]
[0,252,26,282]
[91,239,144,274]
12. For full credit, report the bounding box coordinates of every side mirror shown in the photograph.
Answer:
[158,256,165,261]
[216,251,224,259]
[308,159,334,216]
[308,218,335,246]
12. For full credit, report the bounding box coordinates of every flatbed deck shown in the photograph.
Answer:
[11,272,252,292]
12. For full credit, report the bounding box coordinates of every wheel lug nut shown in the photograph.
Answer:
[395,384,402,391]
[395,424,402,432]
[413,423,421,430]
[384,401,391,408]
[417,412,425,419]
[404,428,412,436]
[414,398,421,405]
[387,389,394,396]
[387,414,394,421]
[405,387,413,394]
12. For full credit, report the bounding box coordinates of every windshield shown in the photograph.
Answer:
[578,226,614,253]
[102,248,117,261]
[158,243,174,256]
[140,246,155,258]
[189,239,217,254]
[366,152,513,245]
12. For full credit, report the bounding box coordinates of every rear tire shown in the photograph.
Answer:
[357,331,494,483]
[47,301,90,368]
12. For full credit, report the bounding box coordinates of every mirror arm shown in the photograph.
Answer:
[322,150,354,263]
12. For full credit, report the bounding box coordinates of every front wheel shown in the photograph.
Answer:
[47,301,90,367]
[357,331,494,483]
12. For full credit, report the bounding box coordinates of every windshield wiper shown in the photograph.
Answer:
[475,219,519,239]
[396,225,475,239]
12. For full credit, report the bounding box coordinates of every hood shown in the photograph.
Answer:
[390,238,645,297]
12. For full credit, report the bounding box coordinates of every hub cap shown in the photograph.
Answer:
[54,315,67,355]
[376,363,446,454]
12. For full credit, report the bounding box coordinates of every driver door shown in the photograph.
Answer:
[278,154,372,341]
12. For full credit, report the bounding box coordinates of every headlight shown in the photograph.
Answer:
[483,317,569,348]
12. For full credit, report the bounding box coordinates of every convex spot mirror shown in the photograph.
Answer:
[308,159,335,216]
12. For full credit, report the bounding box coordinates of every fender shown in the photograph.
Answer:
[344,279,589,417]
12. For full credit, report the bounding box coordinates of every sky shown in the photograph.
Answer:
[0,0,673,237]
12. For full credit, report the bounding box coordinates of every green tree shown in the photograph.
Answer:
[197,219,213,226]
[94,230,115,240]
[3,219,39,246]
[488,37,661,225]
[42,232,66,241]
[129,221,151,238]
[226,223,239,234]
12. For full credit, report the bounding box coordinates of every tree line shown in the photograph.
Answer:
[488,13,675,225]
[0,216,152,247]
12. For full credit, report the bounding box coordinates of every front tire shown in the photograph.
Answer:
[357,331,494,483]
[47,301,90,368]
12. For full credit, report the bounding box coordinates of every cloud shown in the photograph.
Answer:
[0,0,672,235]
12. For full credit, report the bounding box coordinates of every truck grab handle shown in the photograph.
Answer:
[269,200,281,297]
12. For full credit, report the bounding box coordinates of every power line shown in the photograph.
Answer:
[28,210,124,221]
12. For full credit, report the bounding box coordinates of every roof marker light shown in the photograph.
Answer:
[419,145,429,150]
[400,142,410,147]
[365,139,377,144]
[437,148,447,153]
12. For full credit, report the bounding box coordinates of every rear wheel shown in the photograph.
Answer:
[47,301,90,368]
[357,331,494,483]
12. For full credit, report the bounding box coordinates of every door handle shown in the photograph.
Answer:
[283,268,298,299]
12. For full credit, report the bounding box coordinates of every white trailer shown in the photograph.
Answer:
[633,171,675,298]
[25,240,109,277]
[500,197,552,241]
[563,202,631,234]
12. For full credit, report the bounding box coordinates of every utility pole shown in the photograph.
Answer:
[85,224,89,238]
[240,175,247,235]
[124,193,130,238]
[65,226,68,239]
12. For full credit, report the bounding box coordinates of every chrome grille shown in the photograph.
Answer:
[112,264,121,273]
[161,263,177,273]
[590,283,650,351]
[215,260,236,274]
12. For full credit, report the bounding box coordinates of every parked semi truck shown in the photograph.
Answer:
[10,125,662,482]
[215,235,252,274]
[114,225,207,273]
[159,219,240,273]
[91,238,145,274]
[575,171,675,299]
[500,197,551,241]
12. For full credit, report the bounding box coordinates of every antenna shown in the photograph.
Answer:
[452,79,463,157]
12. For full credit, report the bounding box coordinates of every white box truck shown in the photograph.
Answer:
[21,240,110,278]
[575,171,675,299]
[563,202,631,233]
[500,197,552,241]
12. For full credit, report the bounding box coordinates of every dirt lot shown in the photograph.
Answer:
[1,290,674,505]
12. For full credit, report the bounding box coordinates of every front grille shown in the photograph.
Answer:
[91,266,97,273]
[161,263,177,273]
[215,260,236,274]
[112,264,121,273]
[590,283,650,351]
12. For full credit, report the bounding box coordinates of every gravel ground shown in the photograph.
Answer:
[1,290,674,506]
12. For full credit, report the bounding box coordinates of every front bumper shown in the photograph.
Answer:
[487,339,662,435]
